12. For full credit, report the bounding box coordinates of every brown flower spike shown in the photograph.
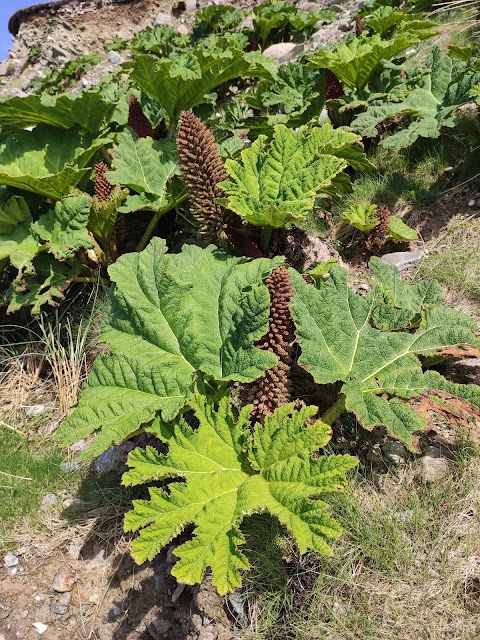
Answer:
[246,265,295,423]
[367,204,391,249]
[325,70,344,101]
[177,110,236,243]
[127,96,155,139]
[93,162,114,202]
[355,15,364,37]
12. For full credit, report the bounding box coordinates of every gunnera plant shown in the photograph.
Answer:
[245,264,295,422]
[176,110,237,244]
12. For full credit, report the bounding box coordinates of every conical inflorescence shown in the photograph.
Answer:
[93,162,114,202]
[177,110,237,244]
[127,96,155,139]
[245,264,295,423]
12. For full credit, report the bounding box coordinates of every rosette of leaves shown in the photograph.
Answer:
[218,123,373,229]
[340,203,418,242]
[0,193,94,313]
[290,260,480,450]
[350,47,480,149]
[123,395,357,594]
[130,25,190,57]
[55,238,282,457]
[0,125,110,199]
[363,6,438,40]
[192,5,246,40]
[253,0,335,46]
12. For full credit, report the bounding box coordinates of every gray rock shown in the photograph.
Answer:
[94,441,135,474]
[382,441,409,465]
[227,590,246,621]
[107,51,123,65]
[3,553,19,568]
[50,603,69,615]
[52,570,76,593]
[49,45,69,59]
[298,1,323,10]
[24,404,46,417]
[69,439,88,454]
[414,456,450,483]
[148,617,171,639]
[171,582,186,603]
[176,24,190,35]
[154,12,172,27]
[380,250,424,271]
[262,42,304,63]
[185,0,197,8]
[440,357,480,385]
[40,494,57,510]
[329,4,346,12]
[67,538,84,561]
[337,19,352,32]
[59,461,79,473]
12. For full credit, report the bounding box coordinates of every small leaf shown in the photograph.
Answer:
[387,216,418,242]
[340,203,378,232]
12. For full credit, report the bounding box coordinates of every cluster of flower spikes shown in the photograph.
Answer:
[246,264,295,423]
[325,70,344,101]
[127,96,155,139]
[355,14,364,37]
[176,110,240,244]
[93,162,114,202]
[367,204,391,249]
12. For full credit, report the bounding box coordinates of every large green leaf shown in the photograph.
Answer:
[0,91,116,133]
[32,193,93,260]
[0,196,38,272]
[106,130,177,213]
[0,125,110,199]
[55,238,281,457]
[308,33,419,90]
[218,124,348,228]
[123,396,357,594]
[130,49,256,122]
[290,262,480,449]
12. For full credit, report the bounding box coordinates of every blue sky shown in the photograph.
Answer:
[0,1,61,60]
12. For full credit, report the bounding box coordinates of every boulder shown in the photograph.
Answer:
[262,42,304,63]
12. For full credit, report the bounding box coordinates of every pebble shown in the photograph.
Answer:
[50,603,69,615]
[24,405,46,416]
[380,250,424,271]
[262,42,304,63]
[337,19,352,32]
[107,50,123,65]
[59,461,79,473]
[468,199,476,207]
[32,622,48,635]
[154,12,172,26]
[52,570,76,593]
[171,582,186,603]
[40,493,57,510]
[382,441,409,465]
[3,553,19,568]
[148,617,171,639]
[68,538,84,561]
[414,456,450,483]
[0,601,11,619]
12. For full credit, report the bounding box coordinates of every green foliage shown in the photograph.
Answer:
[31,53,102,95]
[364,6,438,38]
[193,5,246,39]
[55,238,281,457]
[218,124,370,228]
[123,395,357,594]
[0,125,109,199]
[350,47,480,149]
[340,203,379,232]
[290,261,480,449]
[0,92,115,133]
[106,130,178,212]
[130,25,190,57]
[253,0,335,45]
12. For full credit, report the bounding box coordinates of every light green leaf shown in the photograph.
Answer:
[0,125,110,199]
[0,197,38,272]
[123,395,357,594]
[88,185,129,246]
[0,91,116,132]
[387,216,418,242]
[55,238,281,457]
[32,193,94,260]
[290,262,480,448]
[106,129,177,206]
[308,33,419,90]
[219,124,348,228]
[130,50,256,122]
[340,203,378,232]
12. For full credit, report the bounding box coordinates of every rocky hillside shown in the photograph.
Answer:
[0,0,361,97]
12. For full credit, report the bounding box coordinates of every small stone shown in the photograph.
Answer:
[329,4,345,12]
[154,12,172,26]
[24,404,46,416]
[107,51,123,65]
[40,493,57,510]
[94,442,135,474]
[148,617,171,639]
[228,590,246,620]
[262,42,305,63]
[414,456,450,483]
[50,603,69,615]
[68,538,83,561]
[81,79,91,89]
[0,601,11,619]
[32,623,48,635]
[468,199,476,207]
[111,604,122,617]
[382,441,409,465]
[60,592,72,606]
[3,552,19,568]
[380,250,424,271]
[49,45,68,59]
[176,24,190,35]
[358,283,369,292]
[52,570,76,593]
[337,19,352,32]
[298,1,322,10]
[59,461,79,473]
[171,582,186,603]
